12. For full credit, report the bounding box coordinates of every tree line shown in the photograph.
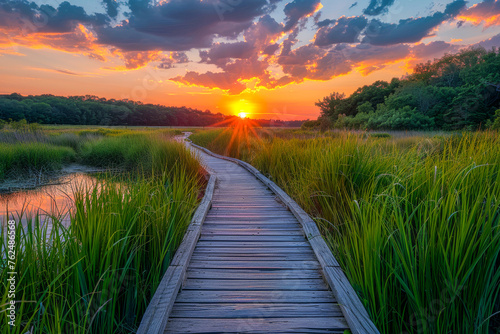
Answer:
[0,94,307,128]
[315,47,500,130]
[0,94,227,127]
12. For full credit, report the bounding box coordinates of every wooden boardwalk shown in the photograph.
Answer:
[138,141,379,334]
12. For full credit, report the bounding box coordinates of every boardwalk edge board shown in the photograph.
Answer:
[137,174,217,334]
[190,142,380,334]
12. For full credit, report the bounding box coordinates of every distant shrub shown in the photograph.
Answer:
[489,109,500,130]
[29,122,41,132]
[301,120,321,130]
[369,133,391,138]
[10,119,28,131]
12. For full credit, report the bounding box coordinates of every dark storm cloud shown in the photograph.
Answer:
[283,0,321,31]
[200,41,256,65]
[97,0,269,51]
[0,0,108,32]
[278,44,351,80]
[363,0,395,16]
[317,19,335,27]
[102,0,119,18]
[314,16,368,46]
[362,0,467,45]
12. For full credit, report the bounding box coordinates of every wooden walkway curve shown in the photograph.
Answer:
[138,137,379,334]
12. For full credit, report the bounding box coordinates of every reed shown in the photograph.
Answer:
[0,143,202,333]
[0,143,76,180]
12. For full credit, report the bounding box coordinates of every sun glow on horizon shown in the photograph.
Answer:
[231,99,255,119]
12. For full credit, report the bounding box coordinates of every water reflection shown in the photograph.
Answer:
[0,173,98,227]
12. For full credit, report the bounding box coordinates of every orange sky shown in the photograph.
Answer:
[0,0,499,120]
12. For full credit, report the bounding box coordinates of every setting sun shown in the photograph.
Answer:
[231,99,255,119]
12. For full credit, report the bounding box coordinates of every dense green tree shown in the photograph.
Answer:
[0,94,228,127]
[316,92,346,121]
[317,47,500,130]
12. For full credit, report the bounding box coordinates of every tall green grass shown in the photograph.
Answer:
[0,127,192,180]
[191,129,500,333]
[0,141,203,333]
[0,143,76,180]
[80,135,198,174]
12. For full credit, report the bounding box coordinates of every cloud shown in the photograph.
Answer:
[102,0,119,18]
[474,32,500,49]
[0,0,108,33]
[283,0,323,31]
[278,44,352,80]
[0,22,107,61]
[158,52,189,69]
[342,43,410,74]
[112,50,163,70]
[363,0,395,16]
[200,42,256,66]
[458,0,500,27]
[96,0,268,52]
[0,0,496,95]
[314,16,368,46]
[411,40,458,59]
[362,0,466,45]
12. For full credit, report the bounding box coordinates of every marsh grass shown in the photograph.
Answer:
[0,139,203,333]
[0,169,200,333]
[0,143,76,180]
[0,127,191,181]
[0,127,205,332]
[191,129,500,334]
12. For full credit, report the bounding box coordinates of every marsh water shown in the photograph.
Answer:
[0,173,98,229]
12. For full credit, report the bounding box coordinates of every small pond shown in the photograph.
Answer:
[0,173,99,230]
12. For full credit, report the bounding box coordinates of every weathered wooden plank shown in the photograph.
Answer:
[211,201,282,206]
[196,241,311,248]
[198,235,306,242]
[324,266,380,334]
[188,260,320,270]
[204,219,298,224]
[193,246,314,254]
[201,229,304,236]
[308,237,340,268]
[208,209,289,214]
[205,214,295,219]
[202,223,302,230]
[183,279,329,291]
[191,252,314,260]
[186,268,323,280]
[137,265,183,334]
[164,317,349,333]
[170,303,343,318]
[175,290,336,303]
[212,205,284,208]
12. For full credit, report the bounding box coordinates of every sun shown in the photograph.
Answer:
[231,99,254,119]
